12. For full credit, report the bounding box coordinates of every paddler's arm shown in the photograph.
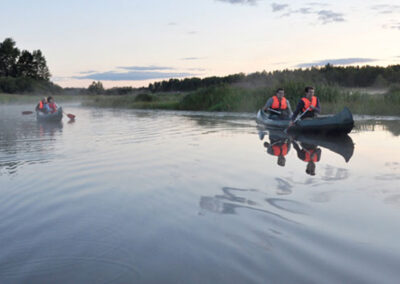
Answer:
[290,100,305,125]
[291,140,303,159]
[263,98,273,111]
[286,99,293,117]
[314,97,321,114]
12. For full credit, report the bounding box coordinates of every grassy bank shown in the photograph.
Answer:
[4,83,400,116]
[82,92,186,110]
[84,84,400,116]
[0,93,92,104]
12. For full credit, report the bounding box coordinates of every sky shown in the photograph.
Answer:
[1,0,400,88]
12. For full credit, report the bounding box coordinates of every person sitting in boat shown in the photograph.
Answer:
[264,137,291,167]
[263,88,293,120]
[35,97,50,113]
[47,96,58,113]
[290,86,321,125]
[292,140,321,176]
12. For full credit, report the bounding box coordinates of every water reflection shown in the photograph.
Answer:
[354,119,400,136]
[261,132,291,167]
[292,140,321,176]
[258,129,354,175]
[200,186,309,217]
[0,119,63,175]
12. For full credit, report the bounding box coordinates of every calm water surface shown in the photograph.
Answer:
[1,104,400,283]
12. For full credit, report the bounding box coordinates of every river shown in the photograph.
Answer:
[1,104,400,283]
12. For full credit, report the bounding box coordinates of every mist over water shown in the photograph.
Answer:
[1,104,400,283]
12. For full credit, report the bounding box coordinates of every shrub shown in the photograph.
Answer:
[134,93,153,102]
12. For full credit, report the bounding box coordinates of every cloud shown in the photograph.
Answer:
[371,4,400,14]
[271,3,288,12]
[79,70,97,74]
[271,4,345,24]
[297,58,376,68]
[296,7,312,14]
[216,0,259,5]
[167,22,178,26]
[187,31,198,35]
[52,76,69,81]
[117,65,174,71]
[181,57,203,60]
[383,22,400,30]
[188,68,206,71]
[74,70,196,81]
[306,2,329,7]
[317,10,345,24]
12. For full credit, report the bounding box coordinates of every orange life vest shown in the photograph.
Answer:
[301,96,317,112]
[272,143,288,156]
[271,96,288,110]
[48,102,57,112]
[38,101,44,109]
[304,149,318,162]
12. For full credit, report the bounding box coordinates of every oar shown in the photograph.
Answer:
[284,107,311,133]
[267,108,282,115]
[63,111,75,120]
[22,110,75,120]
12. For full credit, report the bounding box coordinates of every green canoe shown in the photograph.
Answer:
[36,107,63,122]
[256,107,354,134]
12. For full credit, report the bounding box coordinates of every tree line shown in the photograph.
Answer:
[0,38,60,93]
[85,63,400,95]
[2,36,400,95]
[147,64,400,93]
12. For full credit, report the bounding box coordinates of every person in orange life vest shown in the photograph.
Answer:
[35,97,49,113]
[47,96,58,113]
[264,136,291,167]
[263,88,293,120]
[292,140,321,176]
[290,86,321,126]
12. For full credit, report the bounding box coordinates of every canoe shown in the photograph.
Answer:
[36,107,63,122]
[256,107,354,134]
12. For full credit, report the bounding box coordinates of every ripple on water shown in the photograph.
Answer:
[1,105,400,283]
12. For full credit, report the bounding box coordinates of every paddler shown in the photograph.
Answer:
[263,88,293,120]
[290,86,320,126]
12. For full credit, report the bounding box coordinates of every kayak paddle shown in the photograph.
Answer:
[64,112,75,120]
[22,110,75,120]
[267,108,282,115]
[284,107,311,132]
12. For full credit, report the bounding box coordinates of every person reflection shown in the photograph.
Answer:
[292,140,321,176]
[264,135,291,167]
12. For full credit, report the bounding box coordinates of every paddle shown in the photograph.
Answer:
[284,107,311,133]
[64,112,75,120]
[267,108,282,115]
[22,110,76,120]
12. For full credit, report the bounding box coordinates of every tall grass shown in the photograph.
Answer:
[72,83,400,116]
[0,93,90,104]
[83,93,184,110]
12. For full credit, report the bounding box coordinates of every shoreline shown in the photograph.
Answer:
[2,87,400,116]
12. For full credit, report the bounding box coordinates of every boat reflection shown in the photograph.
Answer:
[200,186,309,218]
[37,120,63,136]
[292,140,321,176]
[0,120,63,176]
[261,131,291,167]
[258,129,355,175]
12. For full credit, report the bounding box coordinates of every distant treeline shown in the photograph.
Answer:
[2,36,400,98]
[148,64,400,93]
[149,74,246,93]
[64,82,147,96]
[0,38,60,94]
